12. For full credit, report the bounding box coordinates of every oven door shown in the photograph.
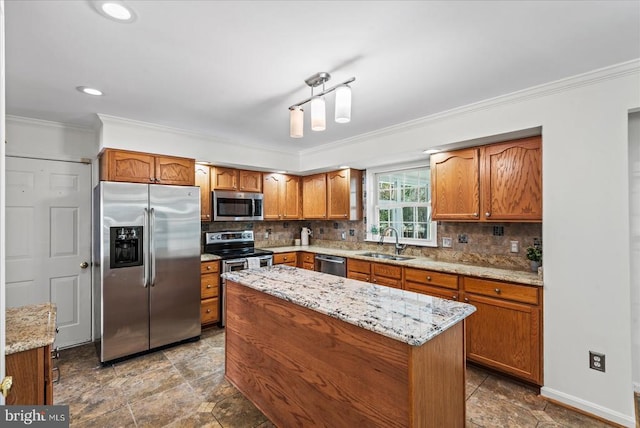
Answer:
[222,258,248,273]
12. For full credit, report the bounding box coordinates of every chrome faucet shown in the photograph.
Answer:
[378,227,407,255]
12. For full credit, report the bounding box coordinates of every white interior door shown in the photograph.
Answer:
[5,157,92,348]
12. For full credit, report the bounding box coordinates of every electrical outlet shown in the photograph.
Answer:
[349,229,355,236]
[458,234,468,244]
[442,237,452,248]
[341,232,346,240]
[510,241,519,253]
[589,351,605,372]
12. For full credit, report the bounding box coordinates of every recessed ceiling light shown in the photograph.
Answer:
[339,165,350,169]
[275,170,287,174]
[95,1,136,23]
[76,86,103,96]
[423,149,441,154]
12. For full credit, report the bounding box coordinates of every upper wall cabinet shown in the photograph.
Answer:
[99,149,195,186]
[195,164,212,221]
[302,173,328,219]
[211,167,262,192]
[327,168,363,220]
[263,173,301,220]
[431,136,542,222]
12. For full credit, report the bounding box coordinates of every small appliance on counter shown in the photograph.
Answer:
[301,227,312,246]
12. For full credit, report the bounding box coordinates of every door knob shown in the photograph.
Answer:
[80,261,89,269]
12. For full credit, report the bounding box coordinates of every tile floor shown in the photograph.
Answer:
[54,326,614,427]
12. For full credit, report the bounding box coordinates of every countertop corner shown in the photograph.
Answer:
[6,302,57,355]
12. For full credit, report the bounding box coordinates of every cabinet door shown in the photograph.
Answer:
[347,271,370,282]
[327,169,350,219]
[195,165,212,221]
[405,282,459,301]
[302,173,327,219]
[463,293,542,385]
[6,347,46,405]
[211,167,238,190]
[430,148,480,220]
[282,175,301,219]
[371,263,402,289]
[481,137,542,221]
[262,173,281,220]
[239,170,262,192]
[154,156,195,186]
[102,150,156,183]
[201,298,219,324]
[274,252,297,266]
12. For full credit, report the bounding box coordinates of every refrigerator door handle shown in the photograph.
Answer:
[143,208,150,288]
[150,207,156,286]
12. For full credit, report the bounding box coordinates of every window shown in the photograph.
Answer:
[366,163,437,247]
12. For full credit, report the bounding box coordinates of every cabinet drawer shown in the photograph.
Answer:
[301,252,315,264]
[462,277,539,305]
[372,263,402,279]
[405,282,459,301]
[201,260,219,274]
[274,252,297,265]
[347,271,370,282]
[348,259,371,274]
[201,298,219,324]
[373,275,402,289]
[302,262,315,271]
[201,273,219,299]
[404,268,458,290]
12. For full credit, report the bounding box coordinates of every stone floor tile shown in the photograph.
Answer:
[163,338,217,362]
[255,420,277,428]
[112,349,174,377]
[69,405,136,428]
[542,402,614,428]
[119,362,187,403]
[163,413,224,428]
[201,326,226,347]
[211,393,268,428]
[65,384,130,425]
[173,347,226,381]
[129,383,204,428]
[478,374,546,412]
[189,370,239,404]
[466,365,489,400]
[466,387,540,427]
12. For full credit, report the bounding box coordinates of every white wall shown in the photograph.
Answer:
[630,111,640,396]
[98,114,299,172]
[300,60,640,426]
[5,60,639,425]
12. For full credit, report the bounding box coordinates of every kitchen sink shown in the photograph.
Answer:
[358,252,414,261]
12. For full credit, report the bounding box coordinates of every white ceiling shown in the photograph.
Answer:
[5,1,640,153]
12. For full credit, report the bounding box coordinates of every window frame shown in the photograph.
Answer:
[365,161,438,247]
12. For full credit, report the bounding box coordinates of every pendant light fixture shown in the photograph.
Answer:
[289,72,355,138]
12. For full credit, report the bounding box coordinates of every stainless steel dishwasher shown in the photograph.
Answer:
[315,254,347,277]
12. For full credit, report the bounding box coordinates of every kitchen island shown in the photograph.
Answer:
[223,265,475,427]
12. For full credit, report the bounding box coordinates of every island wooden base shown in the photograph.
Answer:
[225,280,466,427]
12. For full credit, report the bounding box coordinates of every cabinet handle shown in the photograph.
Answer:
[452,295,458,300]
[55,327,59,334]
[372,278,377,283]
[494,288,501,294]
[343,214,347,218]
[473,212,478,217]
[52,367,60,384]
[51,347,60,360]
[464,297,469,302]
[149,178,154,182]
[206,309,211,313]
[207,266,211,270]
[485,212,491,218]
[206,284,212,289]
[426,276,432,281]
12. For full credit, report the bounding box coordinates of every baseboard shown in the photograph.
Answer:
[541,387,635,427]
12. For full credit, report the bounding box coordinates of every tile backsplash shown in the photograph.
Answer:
[201,220,542,271]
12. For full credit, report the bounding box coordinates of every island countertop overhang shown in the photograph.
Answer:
[222,265,475,346]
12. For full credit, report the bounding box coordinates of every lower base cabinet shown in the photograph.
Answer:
[461,276,542,385]
[200,260,220,325]
[298,252,315,270]
[274,252,297,266]
[6,345,53,405]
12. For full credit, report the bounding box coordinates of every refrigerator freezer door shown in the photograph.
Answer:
[148,185,201,349]
[99,182,150,362]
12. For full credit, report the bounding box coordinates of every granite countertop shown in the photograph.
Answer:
[6,302,57,355]
[223,265,476,347]
[201,253,221,262]
[261,245,543,287]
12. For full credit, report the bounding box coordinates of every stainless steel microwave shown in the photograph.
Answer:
[212,190,263,221]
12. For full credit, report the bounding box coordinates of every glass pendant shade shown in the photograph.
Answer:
[310,96,326,131]
[334,84,352,123]
[289,106,304,138]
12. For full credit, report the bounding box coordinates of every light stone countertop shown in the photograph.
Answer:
[6,303,57,355]
[201,253,221,262]
[223,265,476,347]
[261,245,543,287]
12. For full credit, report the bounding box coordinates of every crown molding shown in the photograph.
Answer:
[300,59,640,157]
[6,115,97,132]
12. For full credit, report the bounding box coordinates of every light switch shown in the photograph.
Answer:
[510,241,519,253]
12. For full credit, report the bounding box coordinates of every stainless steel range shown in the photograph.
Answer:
[204,230,273,326]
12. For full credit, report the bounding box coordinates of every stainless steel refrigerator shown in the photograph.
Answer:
[94,181,201,363]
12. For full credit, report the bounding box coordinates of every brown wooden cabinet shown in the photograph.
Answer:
[302,173,327,219]
[200,260,220,325]
[263,173,301,220]
[431,136,541,222]
[327,169,363,220]
[404,267,459,301]
[298,252,315,270]
[274,252,297,266]
[195,164,212,221]
[347,259,402,289]
[461,276,542,385]
[99,148,195,186]
[6,345,53,405]
[211,167,262,192]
